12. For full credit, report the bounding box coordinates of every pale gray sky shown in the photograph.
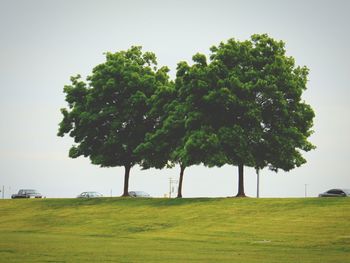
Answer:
[0,0,349,198]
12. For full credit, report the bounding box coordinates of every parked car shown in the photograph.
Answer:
[77,192,103,198]
[11,189,43,199]
[128,191,151,198]
[318,189,350,197]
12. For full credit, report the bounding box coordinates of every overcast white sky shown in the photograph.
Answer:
[0,0,349,198]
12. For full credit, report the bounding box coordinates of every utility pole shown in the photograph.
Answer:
[169,178,172,198]
[256,169,260,198]
[169,178,178,198]
[305,184,308,198]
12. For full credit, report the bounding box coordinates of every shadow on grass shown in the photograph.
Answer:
[32,196,344,210]
[148,197,217,207]
[36,196,219,209]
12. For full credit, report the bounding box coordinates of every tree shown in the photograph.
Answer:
[58,46,170,196]
[174,55,227,197]
[134,82,189,198]
[136,55,224,198]
[172,34,315,197]
[205,34,315,196]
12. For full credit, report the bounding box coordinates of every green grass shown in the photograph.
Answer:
[0,197,349,262]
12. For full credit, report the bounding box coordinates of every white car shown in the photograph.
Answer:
[11,189,43,198]
[318,189,350,197]
[77,191,103,198]
[128,191,151,197]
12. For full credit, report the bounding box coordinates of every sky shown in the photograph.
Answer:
[0,0,349,198]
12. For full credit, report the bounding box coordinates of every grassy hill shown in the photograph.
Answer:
[0,197,349,262]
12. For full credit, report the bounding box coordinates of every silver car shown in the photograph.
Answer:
[11,189,43,199]
[77,191,103,198]
[128,191,151,198]
[318,189,350,197]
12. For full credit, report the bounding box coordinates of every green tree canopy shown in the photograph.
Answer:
[177,34,315,197]
[135,54,225,198]
[58,35,315,198]
[208,34,314,196]
[58,46,171,196]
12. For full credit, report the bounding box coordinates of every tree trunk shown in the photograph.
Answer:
[236,164,246,197]
[121,165,131,197]
[177,165,186,198]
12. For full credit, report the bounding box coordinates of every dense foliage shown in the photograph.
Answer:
[175,34,315,196]
[59,35,315,197]
[58,46,170,196]
[209,34,315,170]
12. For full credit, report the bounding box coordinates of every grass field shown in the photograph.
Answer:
[0,197,349,262]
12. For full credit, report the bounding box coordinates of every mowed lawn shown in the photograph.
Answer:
[0,197,349,262]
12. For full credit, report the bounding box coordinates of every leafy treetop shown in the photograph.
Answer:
[58,46,170,169]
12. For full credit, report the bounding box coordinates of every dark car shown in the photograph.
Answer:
[11,189,43,199]
[128,191,151,198]
[77,191,103,198]
[318,189,350,197]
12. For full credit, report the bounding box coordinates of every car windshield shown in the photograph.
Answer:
[24,190,39,194]
[88,192,102,196]
[135,191,149,196]
[343,189,350,195]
